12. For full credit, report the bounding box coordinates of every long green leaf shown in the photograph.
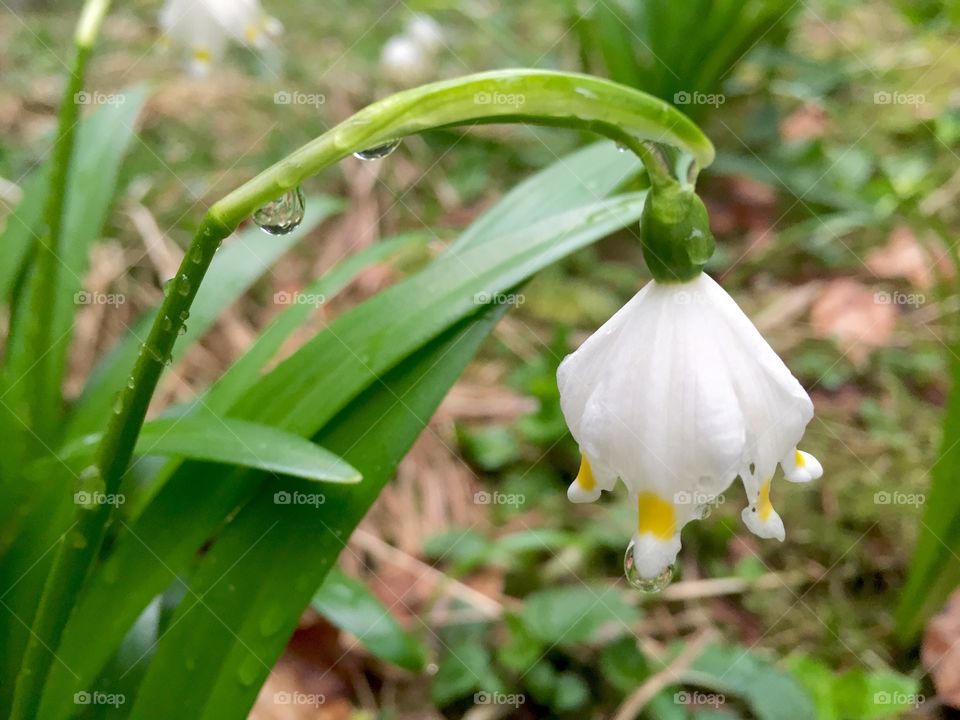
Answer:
[896,348,960,640]
[0,166,50,303]
[4,87,149,445]
[312,566,427,672]
[202,231,427,414]
[59,417,361,485]
[126,310,504,719]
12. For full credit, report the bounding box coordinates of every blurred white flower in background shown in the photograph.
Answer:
[380,14,445,84]
[160,0,282,76]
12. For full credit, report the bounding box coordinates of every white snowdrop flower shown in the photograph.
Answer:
[557,272,822,583]
[405,14,444,52]
[380,14,444,84]
[380,34,431,84]
[160,0,281,76]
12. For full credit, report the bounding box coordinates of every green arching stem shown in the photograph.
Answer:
[14,2,110,442]
[8,1,111,717]
[19,69,713,717]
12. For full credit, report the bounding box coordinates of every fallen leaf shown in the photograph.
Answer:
[781,103,831,142]
[866,225,954,289]
[922,588,960,708]
[809,278,896,364]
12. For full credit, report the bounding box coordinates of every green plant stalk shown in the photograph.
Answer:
[18,69,713,716]
[13,0,110,443]
[8,2,111,716]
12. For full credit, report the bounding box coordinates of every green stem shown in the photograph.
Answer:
[8,2,112,717]
[17,2,109,441]
[18,69,713,718]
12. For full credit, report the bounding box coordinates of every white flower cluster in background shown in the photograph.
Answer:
[380,15,445,84]
[160,0,282,76]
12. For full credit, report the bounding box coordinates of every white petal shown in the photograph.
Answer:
[630,533,681,580]
[782,448,823,483]
[741,504,785,541]
[405,14,444,51]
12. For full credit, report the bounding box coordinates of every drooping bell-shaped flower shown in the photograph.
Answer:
[557,170,822,584]
[160,0,281,76]
[380,14,445,84]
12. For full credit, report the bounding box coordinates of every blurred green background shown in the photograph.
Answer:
[2,0,959,718]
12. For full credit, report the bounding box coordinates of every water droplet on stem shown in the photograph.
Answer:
[253,186,306,236]
[354,139,400,160]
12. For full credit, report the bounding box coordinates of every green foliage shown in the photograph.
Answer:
[312,567,427,672]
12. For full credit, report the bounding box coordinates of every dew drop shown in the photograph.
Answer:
[616,143,627,153]
[253,186,306,236]
[178,324,187,336]
[177,274,191,296]
[126,376,135,390]
[190,246,204,264]
[237,655,261,687]
[112,393,123,414]
[624,540,674,593]
[179,310,190,322]
[353,139,400,160]
[258,606,285,637]
[162,315,173,331]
